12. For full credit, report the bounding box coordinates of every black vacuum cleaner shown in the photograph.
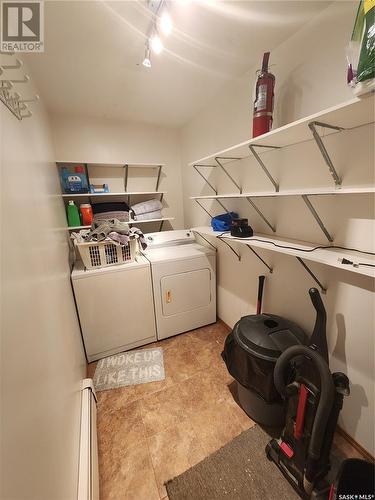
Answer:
[266,288,350,499]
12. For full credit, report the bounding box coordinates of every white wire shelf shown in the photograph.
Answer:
[191,226,375,279]
[191,186,375,200]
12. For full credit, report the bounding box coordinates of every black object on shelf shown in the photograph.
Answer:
[230,218,253,238]
[92,202,130,213]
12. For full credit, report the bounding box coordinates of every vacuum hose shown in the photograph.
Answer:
[274,345,336,493]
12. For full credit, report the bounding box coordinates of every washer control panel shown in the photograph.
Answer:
[146,230,194,248]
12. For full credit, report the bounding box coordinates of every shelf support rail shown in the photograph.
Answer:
[193,164,218,194]
[301,195,333,243]
[308,121,344,186]
[124,162,164,194]
[159,220,164,232]
[194,198,230,219]
[217,236,241,261]
[155,165,163,191]
[245,245,273,273]
[248,145,280,192]
[215,156,242,193]
[296,257,327,294]
[124,164,129,192]
[191,230,217,252]
[246,197,276,233]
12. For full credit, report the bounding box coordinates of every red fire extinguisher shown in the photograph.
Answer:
[252,52,275,138]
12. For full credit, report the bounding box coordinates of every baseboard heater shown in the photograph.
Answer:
[78,379,99,500]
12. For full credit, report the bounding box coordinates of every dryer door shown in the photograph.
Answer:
[161,268,211,316]
[151,254,216,340]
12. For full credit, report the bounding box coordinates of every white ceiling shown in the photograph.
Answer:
[25,0,330,127]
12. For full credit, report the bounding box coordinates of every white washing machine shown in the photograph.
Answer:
[143,230,216,340]
[72,256,157,362]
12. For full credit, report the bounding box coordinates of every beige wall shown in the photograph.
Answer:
[51,115,185,232]
[181,1,375,455]
[0,68,86,498]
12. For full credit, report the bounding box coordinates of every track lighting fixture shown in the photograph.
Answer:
[142,44,151,68]
[150,33,163,55]
[142,0,179,67]
[159,11,172,36]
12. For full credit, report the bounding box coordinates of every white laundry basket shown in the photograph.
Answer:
[75,239,137,269]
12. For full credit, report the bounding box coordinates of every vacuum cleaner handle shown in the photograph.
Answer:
[274,345,335,461]
[257,275,265,314]
[309,288,329,364]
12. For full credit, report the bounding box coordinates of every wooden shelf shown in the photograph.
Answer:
[191,186,375,200]
[191,226,375,278]
[189,95,374,166]
[62,191,166,198]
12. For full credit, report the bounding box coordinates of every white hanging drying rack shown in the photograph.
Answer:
[0,52,39,120]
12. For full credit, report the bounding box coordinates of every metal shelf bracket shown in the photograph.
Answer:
[193,164,218,194]
[296,257,327,294]
[217,236,241,261]
[246,197,276,232]
[308,121,344,186]
[191,230,217,251]
[155,165,163,191]
[246,245,273,273]
[195,199,214,218]
[124,163,164,193]
[124,164,129,193]
[195,198,230,219]
[248,145,279,192]
[215,156,242,193]
[301,195,333,242]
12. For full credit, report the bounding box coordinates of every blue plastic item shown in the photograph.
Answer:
[211,212,239,232]
[90,183,109,193]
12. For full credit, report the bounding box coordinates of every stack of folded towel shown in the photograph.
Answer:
[131,199,163,221]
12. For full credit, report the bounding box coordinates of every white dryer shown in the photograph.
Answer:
[143,230,216,340]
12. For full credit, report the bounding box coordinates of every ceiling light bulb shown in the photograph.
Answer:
[151,34,163,55]
[142,46,151,68]
[142,56,151,68]
[160,12,172,36]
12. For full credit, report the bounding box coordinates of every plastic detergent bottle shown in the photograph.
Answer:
[67,201,81,227]
[80,203,93,226]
